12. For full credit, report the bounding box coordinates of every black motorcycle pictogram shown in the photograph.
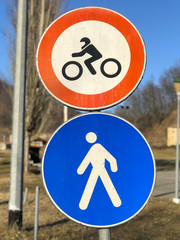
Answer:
[62,37,121,81]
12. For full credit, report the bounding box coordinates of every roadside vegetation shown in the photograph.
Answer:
[1,150,180,239]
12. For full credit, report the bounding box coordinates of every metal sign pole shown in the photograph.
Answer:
[96,111,111,240]
[99,229,111,240]
[34,187,40,240]
[63,106,68,122]
[173,92,180,203]
[175,93,180,199]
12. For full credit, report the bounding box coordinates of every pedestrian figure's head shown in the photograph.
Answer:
[86,132,97,143]
[80,37,91,49]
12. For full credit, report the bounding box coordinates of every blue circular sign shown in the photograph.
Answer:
[42,113,155,228]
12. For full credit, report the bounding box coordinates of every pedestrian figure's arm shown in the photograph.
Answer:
[104,148,118,172]
[109,157,118,172]
[77,150,91,175]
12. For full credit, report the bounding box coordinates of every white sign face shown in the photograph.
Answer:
[52,21,131,94]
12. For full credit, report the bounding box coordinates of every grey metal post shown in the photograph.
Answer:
[99,229,111,240]
[8,0,28,229]
[97,107,111,240]
[23,188,28,204]
[63,105,68,122]
[173,92,180,203]
[176,92,180,198]
[34,187,40,240]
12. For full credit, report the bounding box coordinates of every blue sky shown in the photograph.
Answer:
[0,0,10,81]
[0,0,180,87]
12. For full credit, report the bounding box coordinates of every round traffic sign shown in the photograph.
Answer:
[42,113,155,228]
[37,7,146,110]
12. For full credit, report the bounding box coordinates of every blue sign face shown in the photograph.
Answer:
[42,113,155,228]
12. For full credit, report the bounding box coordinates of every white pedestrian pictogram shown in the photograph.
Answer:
[77,132,121,210]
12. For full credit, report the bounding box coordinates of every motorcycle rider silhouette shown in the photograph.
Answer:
[72,37,102,75]
[62,37,121,80]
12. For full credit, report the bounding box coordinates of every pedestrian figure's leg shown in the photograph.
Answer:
[79,170,99,210]
[100,170,121,207]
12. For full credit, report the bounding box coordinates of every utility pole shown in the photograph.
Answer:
[8,0,28,230]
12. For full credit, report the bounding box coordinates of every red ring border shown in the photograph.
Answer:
[37,7,146,110]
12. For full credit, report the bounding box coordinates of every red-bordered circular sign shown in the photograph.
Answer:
[36,7,146,110]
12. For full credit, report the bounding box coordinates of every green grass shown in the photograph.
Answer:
[152,147,176,171]
[152,147,176,161]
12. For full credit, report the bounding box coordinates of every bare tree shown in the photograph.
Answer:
[8,0,68,172]
[25,0,67,172]
[6,0,17,81]
[115,62,180,131]
[0,77,13,136]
